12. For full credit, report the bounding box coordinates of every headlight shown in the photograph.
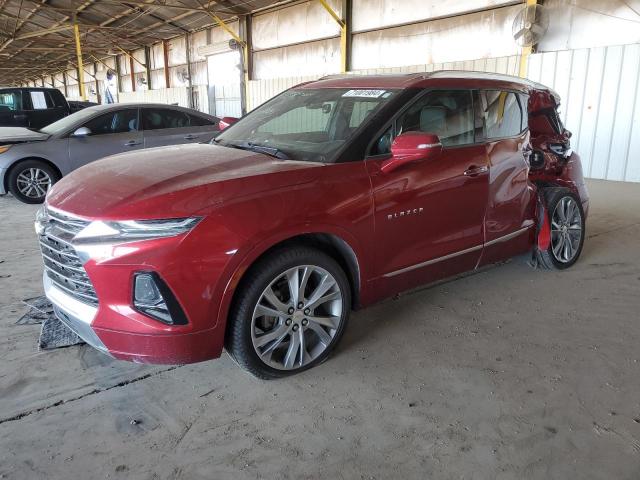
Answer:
[0,145,12,155]
[74,217,201,243]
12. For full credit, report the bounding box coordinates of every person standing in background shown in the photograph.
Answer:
[104,70,117,104]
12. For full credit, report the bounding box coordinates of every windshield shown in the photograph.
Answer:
[39,108,100,135]
[215,87,398,162]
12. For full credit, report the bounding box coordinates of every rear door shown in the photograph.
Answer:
[477,89,535,265]
[142,107,218,148]
[68,108,142,169]
[0,89,28,127]
[25,90,67,129]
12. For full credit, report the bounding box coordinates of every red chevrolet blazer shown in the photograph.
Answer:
[36,72,588,378]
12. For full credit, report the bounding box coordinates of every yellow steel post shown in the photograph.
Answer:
[518,0,538,78]
[73,22,87,100]
[318,0,347,73]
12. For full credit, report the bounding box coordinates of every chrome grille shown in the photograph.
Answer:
[39,208,98,306]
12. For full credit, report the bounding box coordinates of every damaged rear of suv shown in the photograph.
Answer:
[527,88,588,269]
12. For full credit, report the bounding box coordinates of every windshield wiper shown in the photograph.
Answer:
[222,140,289,160]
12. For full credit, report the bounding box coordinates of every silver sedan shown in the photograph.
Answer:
[0,103,220,203]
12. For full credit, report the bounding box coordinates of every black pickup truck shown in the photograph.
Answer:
[0,87,96,129]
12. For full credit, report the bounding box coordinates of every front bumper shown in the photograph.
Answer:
[0,167,7,195]
[44,271,110,355]
[45,271,222,364]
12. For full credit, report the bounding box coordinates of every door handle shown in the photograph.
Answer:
[183,134,199,140]
[124,140,141,147]
[464,165,488,176]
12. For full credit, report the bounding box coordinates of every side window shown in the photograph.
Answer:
[82,110,138,136]
[519,94,529,132]
[0,91,23,111]
[370,126,393,156]
[143,108,191,130]
[50,90,67,108]
[257,103,334,135]
[396,90,474,147]
[188,114,217,127]
[30,91,53,110]
[483,90,522,138]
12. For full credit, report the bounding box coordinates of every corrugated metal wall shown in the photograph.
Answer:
[527,44,640,183]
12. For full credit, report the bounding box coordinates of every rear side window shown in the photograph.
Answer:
[82,109,139,135]
[188,114,218,127]
[29,90,54,110]
[143,108,191,130]
[483,90,523,138]
[0,91,22,111]
[396,90,475,147]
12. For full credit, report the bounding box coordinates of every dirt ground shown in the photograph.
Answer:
[1,179,639,480]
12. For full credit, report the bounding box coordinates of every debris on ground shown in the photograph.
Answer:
[16,295,85,350]
[38,316,85,350]
[16,295,54,325]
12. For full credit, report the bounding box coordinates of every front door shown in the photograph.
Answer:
[68,108,142,170]
[368,89,489,293]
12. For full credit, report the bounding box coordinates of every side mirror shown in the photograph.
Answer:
[381,132,442,173]
[71,126,91,137]
[219,116,239,131]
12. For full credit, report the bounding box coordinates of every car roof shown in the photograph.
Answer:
[0,86,61,92]
[298,70,557,97]
[81,102,217,117]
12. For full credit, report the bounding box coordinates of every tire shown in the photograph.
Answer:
[8,159,59,204]
[538,187,585,270]
[225,246,351,379]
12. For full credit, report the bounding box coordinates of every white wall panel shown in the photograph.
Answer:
[253,38,340,80]
[539,0,640,52]
[167,35,187,66]
[118,87,190,107]
[527,44,640,182]
[252,0,341,50]
[351,5,521,70]
[190,30,208,62]
[352,0,517,32]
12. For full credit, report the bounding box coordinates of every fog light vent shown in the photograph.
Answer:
[133,273,188,325]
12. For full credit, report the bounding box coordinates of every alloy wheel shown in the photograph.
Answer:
[251,265,344,370]
[16,167,52,199]
[550,196,583,263]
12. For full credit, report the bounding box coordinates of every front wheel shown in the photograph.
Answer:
[8,160,59,204]
[538,188,586,269]
[226,247,351,379]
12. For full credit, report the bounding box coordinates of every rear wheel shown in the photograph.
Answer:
[8,160,58,204]
[538,188,585,269]
[226,247,351,379]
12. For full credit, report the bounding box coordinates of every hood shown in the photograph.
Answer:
[47,143,323,219]
[0,127,49,145]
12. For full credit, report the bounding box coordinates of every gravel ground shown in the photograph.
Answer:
[1,179,639,480]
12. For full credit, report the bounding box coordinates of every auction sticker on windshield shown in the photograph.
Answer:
[342,89,387,98]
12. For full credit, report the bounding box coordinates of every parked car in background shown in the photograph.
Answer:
[0,87,95,129]
[68,100,99,113]
[37,72,588,378]
[0,103,220,203]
